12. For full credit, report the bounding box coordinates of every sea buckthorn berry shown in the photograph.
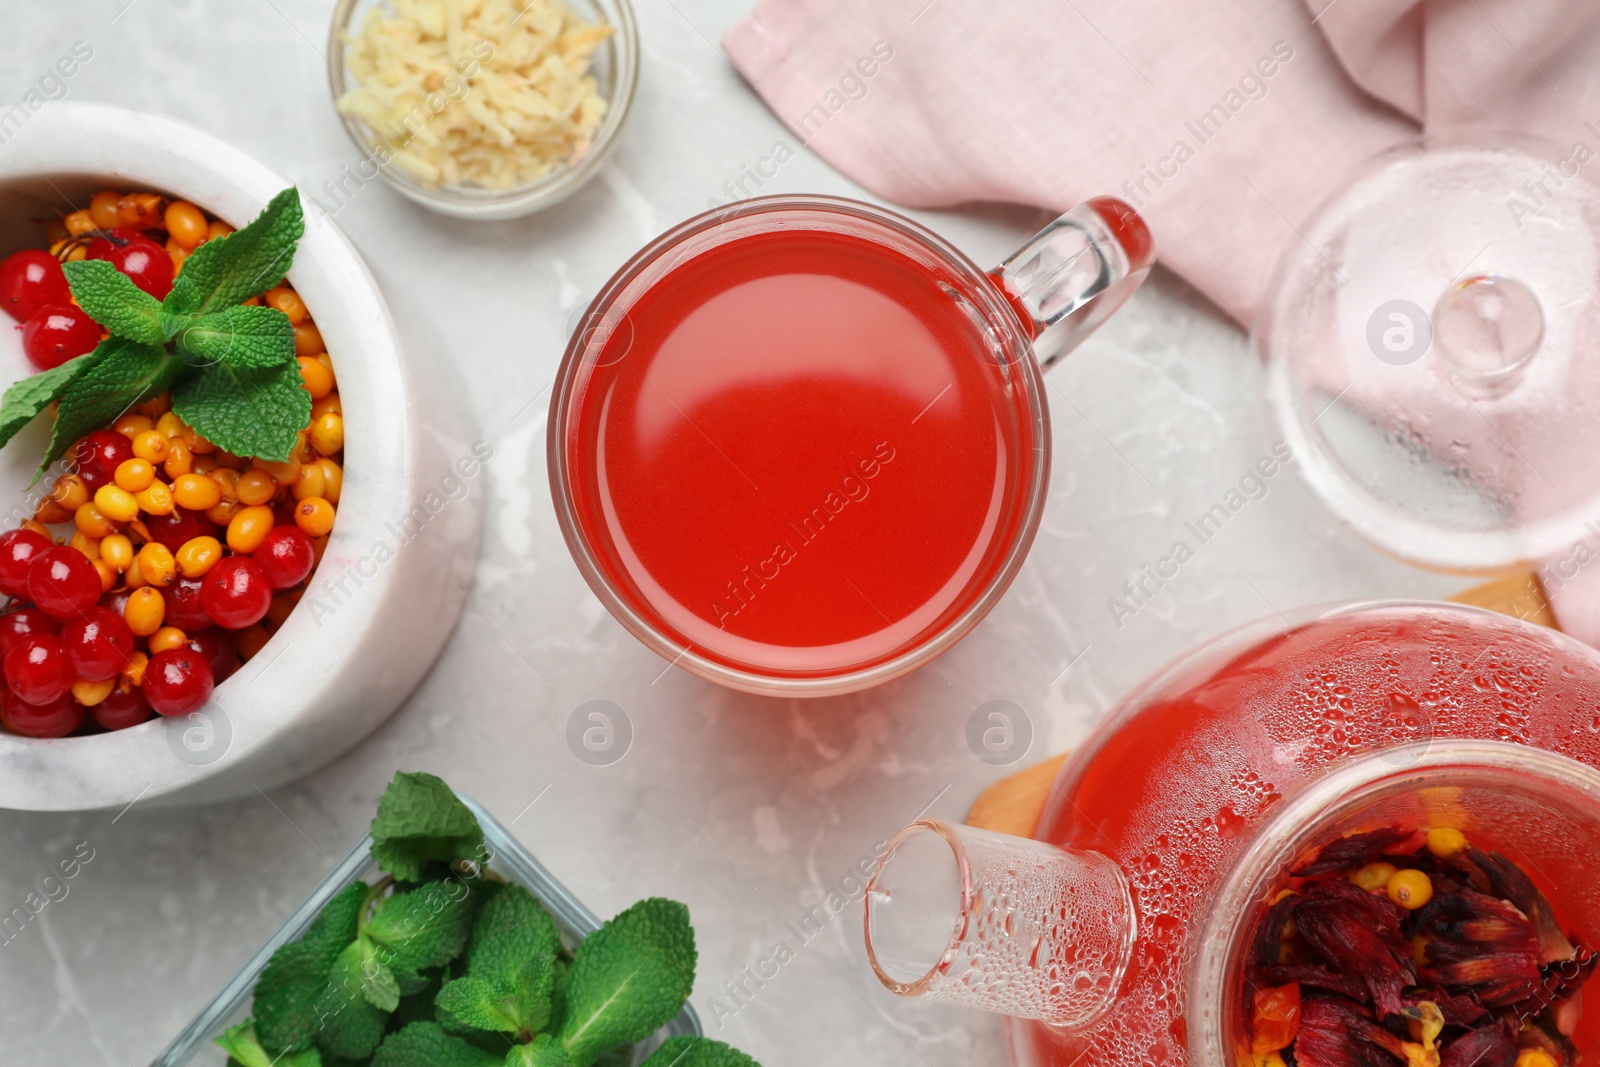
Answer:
[4,692,82,739]
[210,468,240,501]
[50,473,90,511]
[143,647,214,717]
[162,439,193,478]
[175,536,222,578]
[202,556,272,630]
[1350,862,1398,892]
[19,520,52,540]
[207,219,233,241]
[1425,827,1466,858]
[92,559,117,592]
[148,626,188,654]
[1386,869,1433,911]
[74,430,133,491]
[92,686,151,731]
[61,607,134,682]
[117,192,165,229]
[28,546,101,619]
[74,501,118,539]
[227,505,276,553]
[71,677,116,707]
[164,577,212,630]
[94,484,140,523]
[155,412,186,438]
[34,498,72,525]
[135,481,176,516]
[237,623,271,661]
[193,455,219,475]
[291,432,313,466]
[118,650,148,690]
[0,528,52,598]
[64,209,96,236]
[99,534,133,571]
[114,458,156,493]
[131,429,169,463]
[266,590,302,626]
[136,393,171,419]
[292,463,326,502]
[311,392,341,420]
[0,607,59,659]
[167,244,187,274]
[112,413,154,438]
[124,555,146,590]
[255,457,300,486]
[171,473,222,511]
[266,286,309,325]
[294,497,335,537]
[236,469,277,506]
[68,531,101,560]
[311,413,344,456]
[164,201,208,247]
[89,190,123,230]
[297,355,334,399]
[136,542,176,587]
[124,587,165,636]
[293,321,323,358]
[186,431,216,455]
[5,635,72,704]
[205,501,236,526]
[254,526,314,590]
[214,451,250,471]
[1518,1051,1560,1067]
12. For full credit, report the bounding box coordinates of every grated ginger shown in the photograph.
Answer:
[337,0,612,190]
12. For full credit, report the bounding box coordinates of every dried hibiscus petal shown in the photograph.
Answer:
[1294,996,1408,1067]
[1436,1020,1517,1067]
[1295,827,1424,878]
[1266,964,1370,1002]
[1415,888,1543,1007]
[1468,849,1578,965]
[1295,882,1416,1016]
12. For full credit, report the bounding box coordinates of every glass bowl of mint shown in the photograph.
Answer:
[151,773,761,1067]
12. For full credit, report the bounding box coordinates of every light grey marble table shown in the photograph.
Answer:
[0,1,1467,1063]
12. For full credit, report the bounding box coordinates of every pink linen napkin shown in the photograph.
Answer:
[723,0,1600,641]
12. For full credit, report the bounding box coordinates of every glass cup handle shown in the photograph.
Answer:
[992,197,1154,372]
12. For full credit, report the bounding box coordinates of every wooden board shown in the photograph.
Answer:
[964,570,1555,838]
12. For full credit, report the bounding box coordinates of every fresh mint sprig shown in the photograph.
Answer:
[0,186,311,483]
[221,773,763,1067]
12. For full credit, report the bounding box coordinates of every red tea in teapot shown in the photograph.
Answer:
[560,225,1040,679]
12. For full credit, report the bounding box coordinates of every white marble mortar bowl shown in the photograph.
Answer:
[0,103,481,811]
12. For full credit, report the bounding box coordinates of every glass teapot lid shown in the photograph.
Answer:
[1257,136,1600,572]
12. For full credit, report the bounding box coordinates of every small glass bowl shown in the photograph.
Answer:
[150,795,701,1065]
[325,0,639,220]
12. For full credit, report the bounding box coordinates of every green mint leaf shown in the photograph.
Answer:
[436,975,527,1035]
[557,899,696,1067]
[467,884,561,987]
[171,357,309,462]
[641,1037,761,1067]
[40,338,181,484]
[370,772,487,883]
[507,1035,573,1067]
[214,1020,323,1067]
[0,350,103,452]
[170,304,297,368]
[254,882,368,1054]
[372,1022,502,1067]
[61,259,164,345]
[365,880,477,991]
[359,938,402,1012]
[313,939,390,1060]
[547,959,570,1035]
[164,186,304,316]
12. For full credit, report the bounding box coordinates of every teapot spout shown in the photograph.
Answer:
[864,818,1135,1028]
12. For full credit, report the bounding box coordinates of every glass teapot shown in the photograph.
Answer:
[865,602,1600,1065]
